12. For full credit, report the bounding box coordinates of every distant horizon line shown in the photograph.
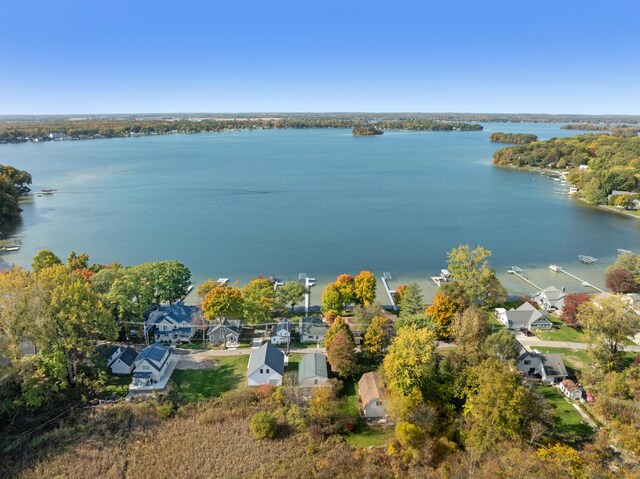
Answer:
[2,111,640,120]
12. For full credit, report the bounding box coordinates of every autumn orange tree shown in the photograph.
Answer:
[335,274,355,306]
[325,317,357,377]
[425,292,461,339]
[202,284,243,347]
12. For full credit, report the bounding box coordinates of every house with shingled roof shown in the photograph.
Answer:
[560,379,583,400]
[298,353,329,390]
[533,286,567,314]
[146,301,196,343]
[358,372,386,418]
[131,342,171,386]
[515,346,568,384]
[495,302,553,330]
[270,319,293,346]
[107,346,138,374]
[247,342,285,386]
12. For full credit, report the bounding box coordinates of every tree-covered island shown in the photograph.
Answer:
[352,125,383,136]
[489,132,538,144]
[0,117,482,144]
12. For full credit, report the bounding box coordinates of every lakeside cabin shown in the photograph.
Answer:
[247,342,285,386]
[494,302,553,331]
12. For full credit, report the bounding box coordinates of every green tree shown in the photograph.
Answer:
[324,317,354,349]
[354,270,376,306]
[321,282,342,318]
[32,249,62,272]
[463,358,533,453]
[482,329,518,360]
[351,301,384,331]
[578,295,640,370]
[250,412,278,439]
[197,279,220,298]
[451,305,489,352]
[363,315,394,361]
[202,284,244,348]
[276,280,306,312]
[442,244,507,306]
[383,325,437,396]
[66,251,90,270]
[242,277,276,324]
[397,283,424,317]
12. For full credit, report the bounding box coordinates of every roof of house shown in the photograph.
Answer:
[541,353,568,378]
[208,322,242,336]
[118,346,138,366]
[358,372,384,406]
[271,320,293,337]
[561,379,579,392]
[503,302,550,327]
[301,321,328,336]
[147,301,196,328]
[247,342,285,376]
[135,342,170,371]
[537,286,566,309]
[298,353,329,383]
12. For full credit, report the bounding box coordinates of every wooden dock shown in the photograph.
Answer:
[549,266,606,293]
[381,272,398,311]
[507,266,542,291]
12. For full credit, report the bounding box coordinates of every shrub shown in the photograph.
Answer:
[155,402,174,418]
[250,412,278,439]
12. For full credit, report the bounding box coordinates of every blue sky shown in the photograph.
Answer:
[1,0,639,115]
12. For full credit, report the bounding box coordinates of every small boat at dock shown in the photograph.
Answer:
[549,264,563,272]
[618,248,632,256]
[578,255,598,264]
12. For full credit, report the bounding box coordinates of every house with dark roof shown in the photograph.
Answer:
[146,301,196,343]
[270,319,293,346]
[515,350,568,384]
[131,342,171,386]
[107,346,138,374]
[358,372,386,418]
[207,319,242,346]
[533,286,567,314]
[298,353,329,390]
[247,342,285,386]
[495,302,553,330]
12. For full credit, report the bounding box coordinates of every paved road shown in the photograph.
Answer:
[512,331,640,352]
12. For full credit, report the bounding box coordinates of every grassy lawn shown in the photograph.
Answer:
[290,340,322,349]
[338,378,392,447]
[534,347,593,376]
[285,353,303,372]
[533,316,586,342]
[535,385,593,445]
[100,374,131,399]
[172,355,247,402]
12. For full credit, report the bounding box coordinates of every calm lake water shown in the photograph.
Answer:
[1,123,637,302]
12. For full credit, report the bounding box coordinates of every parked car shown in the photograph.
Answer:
[520,327,533,337]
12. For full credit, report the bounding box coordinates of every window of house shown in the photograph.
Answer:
[314,379,318,384]
[266,369,270,374]
[524,360,531,365]
[260,369,263,374]
[376,401,383,406]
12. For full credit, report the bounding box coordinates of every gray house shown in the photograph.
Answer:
[207,319,242,346]
[298,353,329,390]
[516,351,568,384]
[358,372,386,418]
[146,301,196,343]
[495,302,553,330]
[533,286,567,314]
[270,319,293,346]
[247,342,285,386]
[300,321,328,344]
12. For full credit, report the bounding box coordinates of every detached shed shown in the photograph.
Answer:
[298,353,329,389]
[358,372,386,418]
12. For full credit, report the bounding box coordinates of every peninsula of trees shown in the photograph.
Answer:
[0,118,482,144]
[489,132,538,144]
[352,125,383,136]
[493,133,640,205]
[561,123,640,138]
[0,164,32,225]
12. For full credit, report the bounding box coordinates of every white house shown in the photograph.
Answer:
[107,346,138,374]
[247,342,285,386]
[270,319,293,346]
[533,286,567,314]
[146,301,196,343]
[560,379,583,400]
[495,302,553,330]
[131,342,172,386]
[516,351,568,384]
[358,372,386,418]
[300,321,328,344]
[298,353,329,390]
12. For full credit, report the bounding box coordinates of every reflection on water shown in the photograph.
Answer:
[0,123,636,301]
